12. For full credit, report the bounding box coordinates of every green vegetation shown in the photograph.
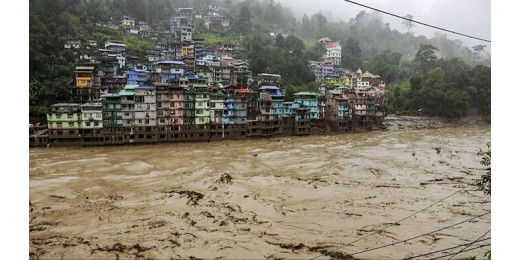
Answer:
[29,0,491,121]
[477,142,491,196]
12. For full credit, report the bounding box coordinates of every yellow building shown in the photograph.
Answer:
[75,66,96,88]
[182,44,195,56]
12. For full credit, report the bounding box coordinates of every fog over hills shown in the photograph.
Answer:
[279,0,491,50]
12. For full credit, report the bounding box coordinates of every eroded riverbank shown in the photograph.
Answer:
[29,125,491,259]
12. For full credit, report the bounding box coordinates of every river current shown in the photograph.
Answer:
[30,126,491,259]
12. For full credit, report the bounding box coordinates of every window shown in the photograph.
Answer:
[86,122,91,127]
[68,114,73,119]
[69,130,75,135]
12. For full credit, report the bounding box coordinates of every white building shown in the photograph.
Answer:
[80,102,103,129]
[134,86,157,127]
[324,41,342,66]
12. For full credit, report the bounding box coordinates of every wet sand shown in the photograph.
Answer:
[29,125,491,259]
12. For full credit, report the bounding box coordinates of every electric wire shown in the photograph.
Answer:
[404,237,490,259]
[309,187,467,259]
[447,229,491,260]
[429,243,491,260]
[343,0,491,43]
[350,211,490,256]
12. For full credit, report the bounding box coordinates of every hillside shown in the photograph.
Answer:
[29,0,490,119]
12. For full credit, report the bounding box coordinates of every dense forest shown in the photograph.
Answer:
[29,0,491,119]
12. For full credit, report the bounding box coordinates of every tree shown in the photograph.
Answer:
[306,42,326,61]
[310,11,327,38]
[402,14,415,34]
[414,44,439,74]
[301,14,310,37]
[367,49,403,83]
[275,33,284,48]
[472,45,486,62]
[233,5,251,36]
[476,142,491,195]
[343,37,362,69]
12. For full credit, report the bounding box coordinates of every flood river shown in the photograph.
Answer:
[29,125,491,259]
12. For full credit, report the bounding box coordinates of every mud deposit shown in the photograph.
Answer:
[29,126,491,259]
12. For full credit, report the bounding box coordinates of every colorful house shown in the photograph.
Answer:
[47,103,82,145]
[193,84,211,125]
[127,70,148,86]
[294,92,319,119]
[169,85,185,126]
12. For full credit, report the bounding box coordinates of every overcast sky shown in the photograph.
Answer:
[279,0,491,49]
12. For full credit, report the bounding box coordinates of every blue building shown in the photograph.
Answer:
[258,86,284,120]
[126,70,148,86]
[155,61,184,83]
[294,92,319,119]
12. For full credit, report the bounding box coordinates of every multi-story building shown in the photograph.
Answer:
[193,84,210,125]
[294,92,319,120]
[169,85,185,127]
[183,89,196,126]
[101,93,125,144]
[232,61,251,87]
[80,101,103,145]
[321,60,334,81]
[324,41,342,66]
[105,40,126,52]
[134,85,157,127]
[121,16,135,29]
[155,83,171,127]
[196,65,214,84]
[133,85,157,142]
[47,104,82,146]
[126,70,148,86]
[256,73,282,90]
[210,90,224,125]
[155,60,184,83]
[180,27,193,42]
[258,86,284,120]
[80,102,103,129]
[282,101,311,135]
[101,75,126,90]
[120,85,137,136]
[73,64,101,102]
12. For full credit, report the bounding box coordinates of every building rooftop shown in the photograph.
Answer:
[157,60,184,65]
[294,92,319,97]
[51,103,81,107]
[259,86,280,90]
[76,66,95,71]
[258,73,281,78]
[325,42,340,48]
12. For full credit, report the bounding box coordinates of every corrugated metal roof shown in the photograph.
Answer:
[259,86,280,90]
[158,60,184,65]
[294,92,319,96]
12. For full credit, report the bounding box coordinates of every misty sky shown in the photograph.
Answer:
[279,0,491,49]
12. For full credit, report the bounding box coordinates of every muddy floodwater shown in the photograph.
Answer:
[29,125,491,259]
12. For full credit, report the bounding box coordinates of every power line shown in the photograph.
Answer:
[350,211,490,256]
[404,237,490,259]
[430,243,491,260]
[447,229,491,260]
[310,187,467,259]
[343,0,491,43]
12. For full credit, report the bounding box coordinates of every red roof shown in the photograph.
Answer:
[319,37,331,42]
[325,42,340,48]
[221,59,239,67]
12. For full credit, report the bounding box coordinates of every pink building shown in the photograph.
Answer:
[169,85,185,126]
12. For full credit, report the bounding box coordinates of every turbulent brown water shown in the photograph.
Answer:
[29,126,491,259]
